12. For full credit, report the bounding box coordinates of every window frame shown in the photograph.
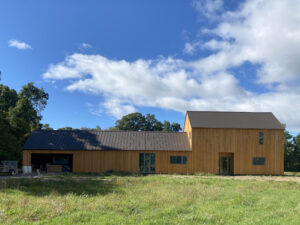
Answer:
[252,157,266,166]
[170,156,187,165]
[259,131,264,145]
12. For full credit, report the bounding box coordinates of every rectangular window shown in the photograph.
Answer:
[170,156,187,164]
[259,132,264,145]
[253,157,265,165]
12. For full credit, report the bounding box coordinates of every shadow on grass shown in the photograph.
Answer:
[58,171,142,178]
[0,176,121,197]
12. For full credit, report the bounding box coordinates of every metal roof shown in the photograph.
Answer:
[186,111,284,129]
[23,130,192,151]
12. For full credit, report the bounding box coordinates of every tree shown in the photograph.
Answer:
[58,127,76,130]
[0,83,48,162]
[284,130,295,171]
[171,122,181,132]
[162,120,171,131]
[143,114,163,131]
[95,125,102,131]
[115,112,145,131]
[80,125,102,131]
[40,123,53,130]
[293,133,300,171]
[0,85,18,112]
[114,112,182,131]
[18,82,48,119]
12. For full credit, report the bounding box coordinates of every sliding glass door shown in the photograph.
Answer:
[139,153,155,174]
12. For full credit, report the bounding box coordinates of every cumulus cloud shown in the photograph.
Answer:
[42,0,300,131]
[8,39,32,50]
[193,0,300,87]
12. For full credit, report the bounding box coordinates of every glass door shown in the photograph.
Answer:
[219,156,233,175]
[139,153,155,174]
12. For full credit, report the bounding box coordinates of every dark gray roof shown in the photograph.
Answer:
[187,111,284,129]
[23,130,191,151]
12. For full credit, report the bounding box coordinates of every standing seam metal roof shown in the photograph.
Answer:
[23,130,192,151]
[186,111,284,129]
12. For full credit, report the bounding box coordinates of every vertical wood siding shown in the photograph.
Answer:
[191,128,284,175]
[183,113,192,148]
[22,116,284,175]
[23,150,192,174]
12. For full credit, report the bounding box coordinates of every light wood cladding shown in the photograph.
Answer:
[191,128,284,175]
[23,150,192,174]
[23,114,284,175]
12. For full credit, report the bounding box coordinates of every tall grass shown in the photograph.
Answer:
[0,174,299,224]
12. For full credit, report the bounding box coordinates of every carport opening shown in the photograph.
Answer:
[31,154,73,173]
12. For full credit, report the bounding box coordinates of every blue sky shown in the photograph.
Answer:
[1,0,300,133]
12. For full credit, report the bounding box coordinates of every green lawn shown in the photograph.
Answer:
[0,173,300,225]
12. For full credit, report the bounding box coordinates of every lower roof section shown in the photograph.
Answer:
[23,130,192,151]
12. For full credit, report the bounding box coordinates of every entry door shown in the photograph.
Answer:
[219,156,233,175]
[139,153,155,174]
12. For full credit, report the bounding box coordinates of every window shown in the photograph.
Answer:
[259,132,264,145]
[139,153,155,173]
[253,157,265,165]
[170,156,187,164]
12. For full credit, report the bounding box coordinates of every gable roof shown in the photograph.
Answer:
[23,130,191,151]
[186,111,284,129]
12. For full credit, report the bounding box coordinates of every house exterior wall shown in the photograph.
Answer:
[183,113,192,148]
[22,115,284,175]
[191,128,284,175]
[23,150,192,174]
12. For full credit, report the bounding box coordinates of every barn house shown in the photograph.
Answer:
[23,111,284,175]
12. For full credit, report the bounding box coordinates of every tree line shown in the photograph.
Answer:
[284,130,300,171]
[0,82,299,171]
[44,112,181,132]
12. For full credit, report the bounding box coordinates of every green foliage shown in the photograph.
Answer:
[0,174,299,224]
[0,83,48,162]
[115,112,182,131]
[57,127,77,130]
[80,126,102,131]
[40,123,53,130]
[284,130,300,172]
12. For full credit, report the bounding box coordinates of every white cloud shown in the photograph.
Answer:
[81,43,92,49]
[8,39,32,50]
[193,0,300,87]
[42,52,300,131]
[192,0,223,19]
[183,41,202,55]
[42,0,300,132]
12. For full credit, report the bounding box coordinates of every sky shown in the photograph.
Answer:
[1,0,300,133]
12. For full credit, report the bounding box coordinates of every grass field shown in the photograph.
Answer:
[0,173,300,225]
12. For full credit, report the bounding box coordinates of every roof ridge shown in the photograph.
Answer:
[34,130,186,133]
[187,111,272,113]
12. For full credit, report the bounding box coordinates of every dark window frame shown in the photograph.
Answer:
[253,157,266,165]
[259,131,264,145]
[170,156,187,164]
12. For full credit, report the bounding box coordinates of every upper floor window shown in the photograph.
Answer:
[259,132,264,145]
[170,156,187,164]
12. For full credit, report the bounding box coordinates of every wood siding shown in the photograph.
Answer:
[183,113,192,148]
[191,128,284,175]
[23,115,284,175]
[23,150,192,174]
